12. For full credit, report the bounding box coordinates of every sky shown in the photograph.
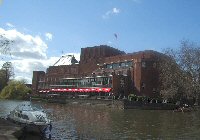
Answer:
[0,0,200,83]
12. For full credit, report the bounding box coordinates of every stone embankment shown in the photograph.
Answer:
[44,97,178,110]
[47,98,125,109]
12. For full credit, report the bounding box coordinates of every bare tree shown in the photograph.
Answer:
[159,40,200,103]
[1,34,10,54]
[1,62,14,84]
[178,40,200,98]
[0,69,7,91]
[158,51,185,100]
[0,34,13,55]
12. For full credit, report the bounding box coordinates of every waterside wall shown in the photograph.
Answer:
[47,98,125,109]
[32,96,178,110]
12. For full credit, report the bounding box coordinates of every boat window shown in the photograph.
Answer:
[22,114,29,120]
[14,112,18,117]
[31,104,43,111]
[15,103,43,111]
[18,113,22,118]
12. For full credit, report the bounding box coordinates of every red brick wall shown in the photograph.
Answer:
[102,50,162,97]
[79,45,125,76]
[80,45,125,64]
[32,71,45,92]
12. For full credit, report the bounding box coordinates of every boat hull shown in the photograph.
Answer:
[7,117,50,134]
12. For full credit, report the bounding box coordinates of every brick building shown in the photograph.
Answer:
[32,45,163,98]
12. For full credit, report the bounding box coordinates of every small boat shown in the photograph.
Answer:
[7,102,52,134]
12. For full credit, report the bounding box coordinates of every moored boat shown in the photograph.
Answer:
[7,102,52,134]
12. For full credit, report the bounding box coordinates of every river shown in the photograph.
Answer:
[0,100,200,140]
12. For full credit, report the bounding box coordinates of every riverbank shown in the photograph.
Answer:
[36,97,125,109]
[0,118,22,140]
[31,96,179,110]
[0,118,49,140]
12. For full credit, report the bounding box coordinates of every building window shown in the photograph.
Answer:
[109,79,112,85]
[122,70,127,75]
[153,62,156,68]
[112,63,120,69]
[90,78,94,82]
[153,88,156,93]
[106,64,112,69]
[121,62,126,67]
[117,71,122,75]
[142,62,146,68]
[141,82,145,89]
[126,61,133,67]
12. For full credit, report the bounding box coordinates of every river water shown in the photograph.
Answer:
[0,100,200,140]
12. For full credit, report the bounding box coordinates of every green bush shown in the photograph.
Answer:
[0,80,31,99]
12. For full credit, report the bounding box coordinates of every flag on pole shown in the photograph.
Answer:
[114,33,118,40]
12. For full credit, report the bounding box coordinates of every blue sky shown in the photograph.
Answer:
[0,0,200,83]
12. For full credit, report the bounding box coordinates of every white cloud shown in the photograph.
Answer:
[0,28,47,59]
[0,27,80,84]
[102,7,121,19]
[0,28,48,83]
[113,8,120,14]
[6,22,15,28]
[0,54,80,84]
[45,32,53,41]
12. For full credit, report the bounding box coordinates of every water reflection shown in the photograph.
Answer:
[0,100,22,117]
[1,100,200,140]
[42,103,114,139]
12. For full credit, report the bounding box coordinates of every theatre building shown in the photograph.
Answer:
[32,45,163,98]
